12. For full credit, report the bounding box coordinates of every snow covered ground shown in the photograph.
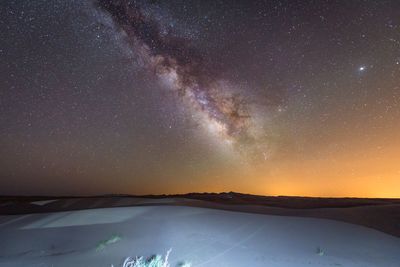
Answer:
[0,205,399,267]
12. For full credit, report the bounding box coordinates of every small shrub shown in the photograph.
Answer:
[113,249,191,267]
[316,246,325,256]
[96,234,122,251]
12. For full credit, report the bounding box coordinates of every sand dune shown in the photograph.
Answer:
[0,204,399,267]
[1,194,399,238]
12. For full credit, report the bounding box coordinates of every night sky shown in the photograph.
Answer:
[1,0,399,197]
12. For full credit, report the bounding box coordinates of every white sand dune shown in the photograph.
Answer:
[31,200,58,206]
[0,205,399,267]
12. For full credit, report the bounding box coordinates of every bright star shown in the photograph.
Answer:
[359,66,366,71]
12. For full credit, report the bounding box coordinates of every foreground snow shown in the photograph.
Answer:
[0,205,399,266]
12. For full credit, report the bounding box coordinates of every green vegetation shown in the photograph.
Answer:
[96,234,122,251]
[316,246,325,256]
[113,249,191,267]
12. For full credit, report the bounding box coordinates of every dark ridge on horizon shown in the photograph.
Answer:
[1,192,399,210]
[1,191,400,200]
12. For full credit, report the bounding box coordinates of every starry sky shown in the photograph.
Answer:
[1,0,400,197]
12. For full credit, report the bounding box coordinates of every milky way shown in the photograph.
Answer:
[95,0,273,159]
